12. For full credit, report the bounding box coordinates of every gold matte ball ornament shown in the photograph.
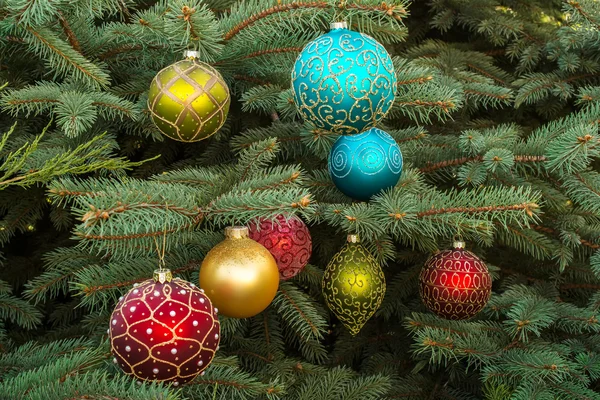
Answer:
[148,51,230,142]
[322,234,386,335]
[199,226,279,318]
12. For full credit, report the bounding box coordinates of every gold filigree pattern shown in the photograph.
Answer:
[248,215,312,280]
[322,239,386,335]
[109,277,220,385]
[419,247,492,320]
[291,27,397,135]
[148,59,230,142]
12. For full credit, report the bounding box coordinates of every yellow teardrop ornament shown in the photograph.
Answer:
[322,234,386,335]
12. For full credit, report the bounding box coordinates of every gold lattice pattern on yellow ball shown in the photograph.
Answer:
[148,59,230,142]
[322,240,386,335]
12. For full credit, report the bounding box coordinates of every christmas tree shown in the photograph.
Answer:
[1,0,600,398]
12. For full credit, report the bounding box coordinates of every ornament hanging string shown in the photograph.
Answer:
[453,224,464,243]
[152,202,170,273]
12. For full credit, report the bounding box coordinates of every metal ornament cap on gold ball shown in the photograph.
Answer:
[147,50,230,143]
[322,234,386,335]
[199,226,280,319]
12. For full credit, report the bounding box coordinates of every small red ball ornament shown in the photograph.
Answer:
[419,241,492,320]
[248,215,312,280]
[109,269,220,385]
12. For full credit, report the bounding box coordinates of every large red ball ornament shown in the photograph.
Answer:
[248,215,312,280]
[109,269,220,385]
[419,241,492,320]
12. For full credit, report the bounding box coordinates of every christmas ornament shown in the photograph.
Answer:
[248,214,312,280]
[419,240,492,320]
[291,22,397,135]
[199,226,279,318]
[322,234,386,335]
[329,127,402,201]
[109,269,220,385]
[148,50,230,142]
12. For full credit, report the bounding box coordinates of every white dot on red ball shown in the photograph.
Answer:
[153,368,159,374]
[215,334,219,340]
[193,320,198,326]
[130,306,136,313]
[154,291,160,297]
[200,298,205,304]
[125,346,131,352]
[112,319,117,325]
[171,348,177,355]
[198,360,203,366]
[133,289,139,294]
[170,311,176,317]
[190,283,196,288]
[180,290,186,295]
[147,328,153,334]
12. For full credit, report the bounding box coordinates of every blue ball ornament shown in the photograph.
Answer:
[291,23,397,135]
[328,127,403,201]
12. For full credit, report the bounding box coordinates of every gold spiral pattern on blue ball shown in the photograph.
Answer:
[291,28,397,135]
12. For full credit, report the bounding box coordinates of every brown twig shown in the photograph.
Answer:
[396,99,456,113]
[224,2,329,41]
[58,12,81,53]
[416,203,537,218]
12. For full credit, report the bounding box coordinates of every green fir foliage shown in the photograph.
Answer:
[0,0,599,399]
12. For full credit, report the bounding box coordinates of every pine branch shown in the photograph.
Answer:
[223,2,330,41]
[271,282,328,341]
[23,27,110,88]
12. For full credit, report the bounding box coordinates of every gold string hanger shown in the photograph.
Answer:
[152,202,172,283]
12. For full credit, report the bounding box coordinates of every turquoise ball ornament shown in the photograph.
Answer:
[328,127,402,201]
[291,22,397,135]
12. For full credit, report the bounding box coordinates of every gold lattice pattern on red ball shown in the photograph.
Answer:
[109,277,220,385]
[419,248,492,320]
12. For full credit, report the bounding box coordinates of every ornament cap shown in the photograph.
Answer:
[225,226,249,239]
[330,21,348,30]
[183,50,200,60]
[153,269,173,284]
[453,240,466,249]
[347,234,360,243]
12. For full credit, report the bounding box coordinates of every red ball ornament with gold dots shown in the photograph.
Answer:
[248,214,312,280]
[419,240,492,320]
[109,269,220,386]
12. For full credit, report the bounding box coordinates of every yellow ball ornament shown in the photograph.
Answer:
[199,226,279,318]
[322,234,386,335]
[148,51,230,142]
